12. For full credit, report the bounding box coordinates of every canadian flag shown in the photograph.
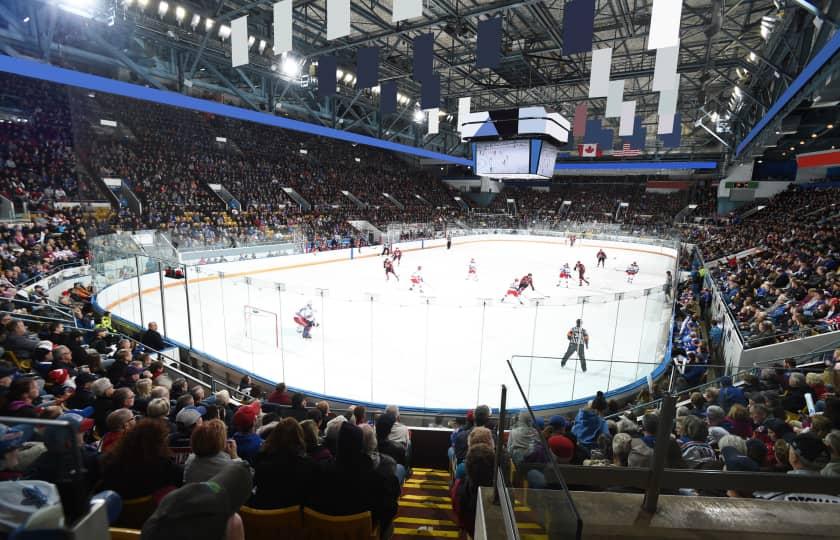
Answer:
[578,143,600,157]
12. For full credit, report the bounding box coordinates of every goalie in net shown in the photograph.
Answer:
[293,302,318,339]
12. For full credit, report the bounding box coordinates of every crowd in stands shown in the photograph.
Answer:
[693,186,840,346]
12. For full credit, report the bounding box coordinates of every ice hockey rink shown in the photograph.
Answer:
[96,234,677,411]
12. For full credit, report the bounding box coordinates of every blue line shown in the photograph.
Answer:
[554,161,717,170]
[0,55,473,167]
[735,30,840,157]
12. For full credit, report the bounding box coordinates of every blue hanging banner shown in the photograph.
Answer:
[380,80,397,115]
[420,73,440,109]
[356,47,379,89]
[318,55,337,99]
[563,0,595,55]
[476,17,503,69]
[413,33,434,82]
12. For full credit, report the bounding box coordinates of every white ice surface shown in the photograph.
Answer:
[103,236,674,410]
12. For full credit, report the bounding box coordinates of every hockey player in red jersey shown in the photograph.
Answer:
[569,234,577,247]
[384,258,399,281]
[574,261,590,286]
[501,278,524,304]
[596,249,607,268]
[517,273,535,294]
[392,246,402,266]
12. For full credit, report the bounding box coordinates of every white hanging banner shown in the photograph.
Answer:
[619,101,636,136]
[231,15,249,67]
[327,0,351,40]
[589,47,612,98]
[605,79,625,118]
[393,0,423,22]
[457,97,471,132]
[648,0,683,50]
[427,108,439,134]
[273,0,293,54]
[652,45,679,91]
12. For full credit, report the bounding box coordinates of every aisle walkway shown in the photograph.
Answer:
[392,468,463,539]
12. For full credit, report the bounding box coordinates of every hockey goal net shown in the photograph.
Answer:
[243,305,279,349]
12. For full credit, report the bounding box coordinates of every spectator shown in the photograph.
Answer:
[141,460,251,540]
[250,417,316,509]
[4,320,38,359]
[184,419,248,483]
[99,418,184,499]
[821,432,840,477]
[454,427,494,481]
[507,412,542,467]
[317,422,399,536]
[571,392,609,450]
[141,322,166,351]
[717,376,747,411]
[300,419,332,463]
[787,433,830,476]
[231,401,263,464]
[678,415,716,466]
[453,404,491,462]
[0,423,29,481]
[3,378,40,418]
[384,404,410,448]
[101,408,136,452]
[171,406,206,447]
[66,372,96,410]
[266,382,291,405]
[726,404,753,439]
[452,443,494,538]
[27,412,99,490]
[375,413,407,471]
[91,377,115,434]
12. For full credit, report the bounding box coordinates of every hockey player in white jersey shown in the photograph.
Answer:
[626,261,640,283]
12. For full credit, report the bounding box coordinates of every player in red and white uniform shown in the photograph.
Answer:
[596,249,607,268]
[557,263,572,288]
[392,247,402,266]
[409,265,424,293]
[626,261,640,283]
[517,273,535,294]
[466,258,478,281]
[384,258,399,281]
[569,234,577,247]
[574,261,590,286]
[501,278,524,304]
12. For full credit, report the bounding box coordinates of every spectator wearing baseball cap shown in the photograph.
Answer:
[232,401,262,465]
[27,412,99,490]
[822,432,840,477]
[141,460,251,540]
[100,418,184,500]
[170,406,207,447]
[787,432,830,475]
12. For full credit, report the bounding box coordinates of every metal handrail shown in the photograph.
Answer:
[15,260,87,289]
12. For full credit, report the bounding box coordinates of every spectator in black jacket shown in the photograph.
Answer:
[65,372,96,410]
[141,322,166,351]
[250,418,317,509]
[91,377,115,435]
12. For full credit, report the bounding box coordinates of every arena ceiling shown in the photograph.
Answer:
[0,0,837,165]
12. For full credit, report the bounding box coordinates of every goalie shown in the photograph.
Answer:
[294,302,318,339]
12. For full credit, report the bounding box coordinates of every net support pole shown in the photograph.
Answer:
[643,393,677,513]
[158,261,167,338]
[135,255,145,329]
[182,264,193,350]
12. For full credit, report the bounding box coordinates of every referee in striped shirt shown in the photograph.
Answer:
[560,319,589,372]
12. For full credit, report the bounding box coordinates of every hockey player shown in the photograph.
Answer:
[626,261,640,283]
[384,257,399,281]
[518,273,535,294]
[466,258,478,281]
[596,249,607,268]
[501,278,524,304]
[569,234,577,247]
[409,265,424,293]
[381,242,391,257]
[574,261,590,286]
[392,246,402,266]
[294,302,317,339]
[557,263,572,288]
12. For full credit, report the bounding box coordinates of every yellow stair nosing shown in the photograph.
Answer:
[392,527,460,538]
[401,494,452,503]
[399,501,453,510]
[395,517,458,527]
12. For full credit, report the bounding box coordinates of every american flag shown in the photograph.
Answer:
[613,144,643,157]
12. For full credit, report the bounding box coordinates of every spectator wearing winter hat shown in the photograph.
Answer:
[720,442,759,497]
[91,377,115,435]
[101,408,137,453]
[27,412,99,490]
[65,372,96,410]
[571,392,610,450]
[231,401,262,465]
[170,406,206,447]
[45,369,71,397]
